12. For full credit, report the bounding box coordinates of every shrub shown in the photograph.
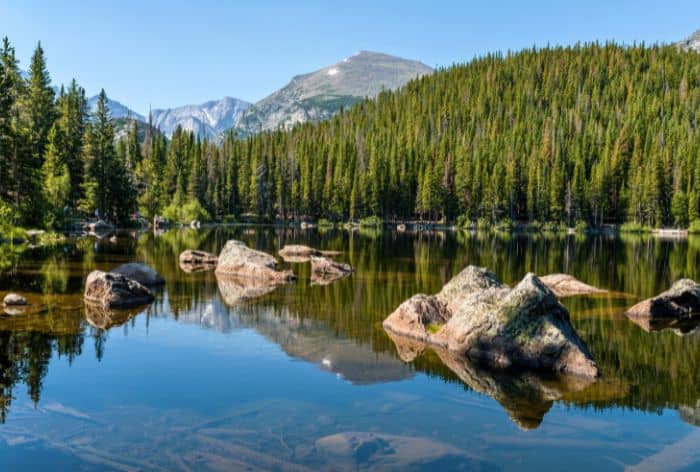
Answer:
[162,198,211,224]
[620,222,653,233]
[574,220,588,233]
[493,219,514,232]
[476,217,491,230]
[455,214,472,228]
[359,216,382,227]
[542,221,567,232]
[317,218,335,227]
[689,220,700,234]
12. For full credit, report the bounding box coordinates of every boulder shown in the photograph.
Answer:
[383,266,599,378]
[382,294,451,343]
[84,270,154,309]
[111,263,165,286]
[397,223,406,232]
[215,240,295,283]
[3,293,28,306]
[179,249,218,272]
[310,256,353,284]
[539,273,607,297]
[190,220,201,229]
[626,279,700,319]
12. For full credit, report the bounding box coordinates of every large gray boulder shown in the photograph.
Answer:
[84,270,154,309]
[215,240,295,283]
[112,263,165,286]
[626,279,700,319]
[179,249,218,272]
[383,266,599,378]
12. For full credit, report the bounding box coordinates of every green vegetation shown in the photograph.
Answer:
[358,216,383,227]
[689,219,700,233]
[2,38,700,230]
[619,222,653,233]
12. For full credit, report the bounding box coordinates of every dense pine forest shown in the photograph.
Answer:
[2,38,700,229]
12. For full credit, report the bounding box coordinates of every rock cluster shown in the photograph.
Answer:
[383,266,599,378]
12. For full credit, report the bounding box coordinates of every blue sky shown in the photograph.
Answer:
[2,0,699,114]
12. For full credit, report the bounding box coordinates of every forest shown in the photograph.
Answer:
[1,38,700,229]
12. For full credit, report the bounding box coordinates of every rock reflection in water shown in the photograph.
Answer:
[84,303,145,330]
[215,274,280,305]
[386,330,622,430]
[626,313,700,336]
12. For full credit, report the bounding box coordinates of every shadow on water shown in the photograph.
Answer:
[0,226,699,432]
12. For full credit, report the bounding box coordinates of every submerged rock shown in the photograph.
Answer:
[310,256,353,284]
[3,293,28,306]
[626,279,700,319]
[215,240,295,283]
[179,249,218,272]
[112,263,165,286]
[84,270,154,309]
[539,273,608,297]
[383,266,599,378]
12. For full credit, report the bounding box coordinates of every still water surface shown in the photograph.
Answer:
[0,227,699,471]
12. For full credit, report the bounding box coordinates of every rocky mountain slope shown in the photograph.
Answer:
[150,97,251,139]
[679,29,700,52]
[234,51,433,135]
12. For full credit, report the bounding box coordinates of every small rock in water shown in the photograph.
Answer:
[179,249,218,272]
[626,279,700,319]
[539,273,608,297]
[3,293,28,306]
[310,256,353,285]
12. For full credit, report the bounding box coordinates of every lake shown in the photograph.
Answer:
[0,226,699,471]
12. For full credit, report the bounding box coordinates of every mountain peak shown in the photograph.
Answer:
[235,51,432,135]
